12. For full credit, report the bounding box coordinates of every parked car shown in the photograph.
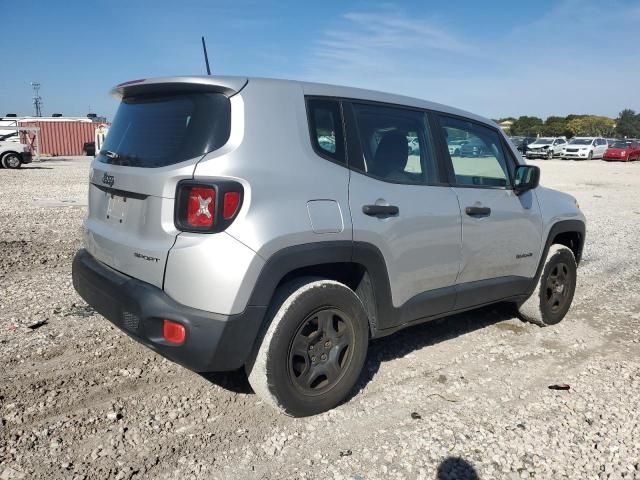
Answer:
[510,136,536,156]
[447,139,468,156]
[0,137,33,169]
[525,137,567,159]
[72,76,586,416]
[459,138,493,157]
[562,137,608,160]
[603,140,640,162]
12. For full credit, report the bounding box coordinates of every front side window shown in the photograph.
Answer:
[306,99,345,164]
[351,103,437,184]
[437,115,511,188]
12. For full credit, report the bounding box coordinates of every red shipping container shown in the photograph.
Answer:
[19,120,101,156]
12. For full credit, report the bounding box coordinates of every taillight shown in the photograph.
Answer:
[187,186,215,227]
[163,319,186,345]
[175,180,243,233]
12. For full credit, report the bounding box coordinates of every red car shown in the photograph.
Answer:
[603,141,640,161]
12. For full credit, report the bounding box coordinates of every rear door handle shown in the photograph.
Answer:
[465,206,491,217]
[362,205,399,217]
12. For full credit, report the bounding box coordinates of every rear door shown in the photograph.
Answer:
[85,88,234,287]
[345,102,462,328]
[433,114,543,307]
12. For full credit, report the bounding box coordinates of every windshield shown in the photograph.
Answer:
[532,138,553,144]
[98,93,231,168]
[611,141,629,149]
[568,138,593,145]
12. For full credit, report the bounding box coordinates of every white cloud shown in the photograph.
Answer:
[296,1,640,119]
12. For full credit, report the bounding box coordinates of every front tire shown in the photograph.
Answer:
[517,245,577,326]
[247,278,369,417]
[587,151,593,161]
[547,150,553,159]
[1,153,22,169]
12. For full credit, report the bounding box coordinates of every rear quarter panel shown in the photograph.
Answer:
[193,79,352,260]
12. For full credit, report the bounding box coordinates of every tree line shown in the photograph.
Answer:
[496,110,640,138]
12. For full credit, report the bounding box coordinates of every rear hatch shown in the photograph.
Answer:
[84,76,246,287]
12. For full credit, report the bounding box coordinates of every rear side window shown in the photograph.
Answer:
[437,115,511,188]
[351,103,437,185]
[98,93,231,168]
[306,99,345,164]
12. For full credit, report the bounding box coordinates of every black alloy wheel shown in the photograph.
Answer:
[544,262,572,314]
[288,308,355,395]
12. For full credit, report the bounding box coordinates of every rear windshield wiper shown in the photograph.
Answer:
[99,150,142,166]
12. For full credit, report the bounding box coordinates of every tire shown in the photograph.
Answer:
[547,150,553,160]
[1,153,22,169]
[587,151,593,161]
[517,245,577,326]
[246,278,369,417]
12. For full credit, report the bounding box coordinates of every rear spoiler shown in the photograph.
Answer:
[110,76,248,99]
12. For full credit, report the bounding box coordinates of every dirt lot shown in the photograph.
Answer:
[1,158,639,480]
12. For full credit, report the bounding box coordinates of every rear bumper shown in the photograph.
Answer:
[72,249,266,372]
[19,152,33,164]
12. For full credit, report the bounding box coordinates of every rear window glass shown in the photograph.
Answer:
[306,98,345,164]
[98,93,230,168]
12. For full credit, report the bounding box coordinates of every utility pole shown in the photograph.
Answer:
[31,82,43,117]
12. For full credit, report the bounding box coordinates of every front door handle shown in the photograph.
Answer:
[362,204,399,217]
[465,206,491,217]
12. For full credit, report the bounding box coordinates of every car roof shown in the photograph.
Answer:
[295,77,494,127]
[112,75,499,130]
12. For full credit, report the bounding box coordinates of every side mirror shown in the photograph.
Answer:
[513,165,540,195]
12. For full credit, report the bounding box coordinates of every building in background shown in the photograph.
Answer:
[1,115,110,156]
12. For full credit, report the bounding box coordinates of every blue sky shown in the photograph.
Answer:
[2,0,639,121]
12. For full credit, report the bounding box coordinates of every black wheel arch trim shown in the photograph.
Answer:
[244,241,398,338]
[526,219,585,297]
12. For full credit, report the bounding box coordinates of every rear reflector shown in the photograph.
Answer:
[187,187,215,227]
[223,191,241,219]
[163,319,186,345]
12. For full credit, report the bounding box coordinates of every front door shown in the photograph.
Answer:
[433,114,543,308]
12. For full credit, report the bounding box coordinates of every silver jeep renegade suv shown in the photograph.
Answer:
[72,76,586,416]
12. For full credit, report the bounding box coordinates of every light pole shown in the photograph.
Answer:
[31,82,42,117]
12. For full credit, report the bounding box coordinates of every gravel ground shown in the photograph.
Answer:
[1,157,639,480]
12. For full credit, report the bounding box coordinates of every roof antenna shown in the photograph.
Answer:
[201,36,212,75]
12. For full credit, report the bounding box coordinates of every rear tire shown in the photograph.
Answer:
[246,278,369,417]
[1,153,22,169]
[517,245,577,326]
